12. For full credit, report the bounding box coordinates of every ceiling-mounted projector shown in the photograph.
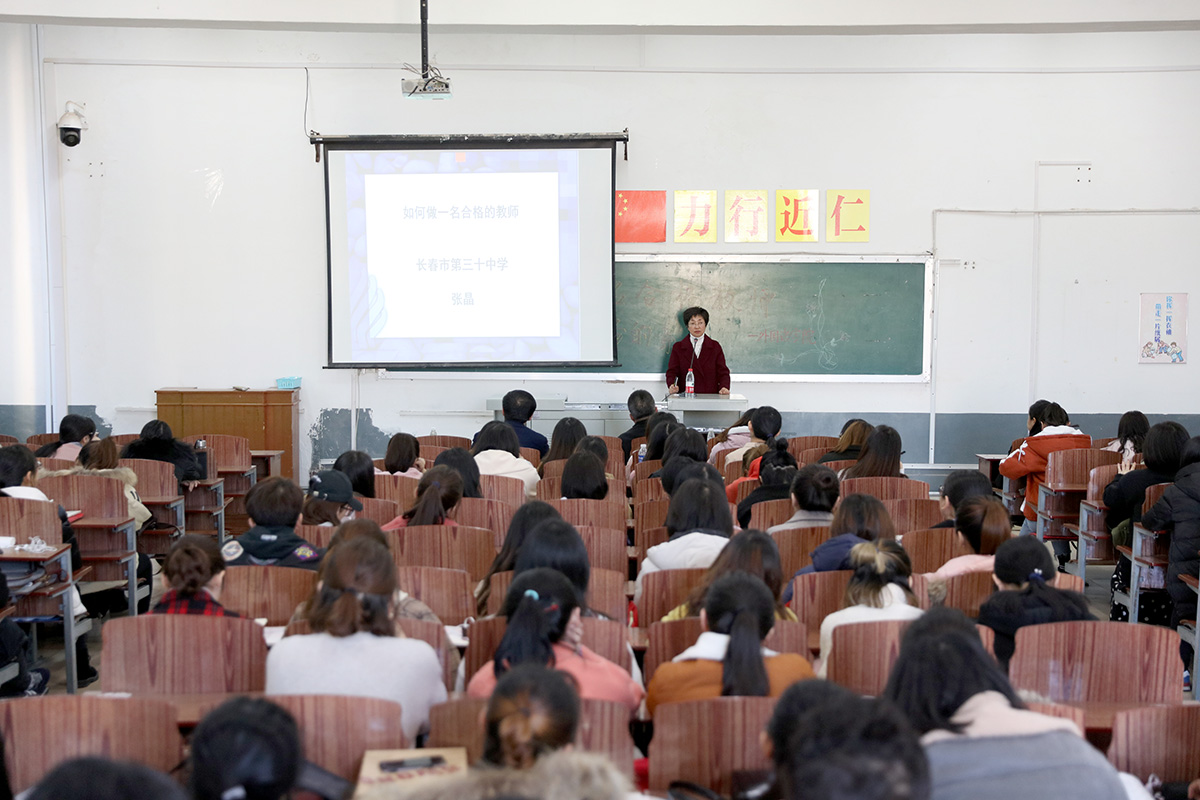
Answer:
[402,75,452,99]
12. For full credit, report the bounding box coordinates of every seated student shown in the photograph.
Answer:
[466,568,644,710]
[724,406,782,467]
[300,470,362,527]
[476,501,562,616]
[651,426,709,489]
[932,470,995,529]
[378,432,423,477]
[332,449,375,498]
[475,389,549,458]
[513,519,595,616]
[575,435,612,477]
[42,437,152,531]
[998,401,1090,555]
[667,459,725,496]
[559,451,608,500]
[977,535,1094,671]
[381,465,461,530]
[647,572,813,715]
[737,440,798,528]
[267,537,446,741]
[768,464,839,534]
[842,424,905,479]
[626,410,678,483]
[662,529,798,621]
[817,540,924,678]
[119,419,203,485]
[790,493,897,582]
[434,447,483,499]
[472,421,540,498]
[1104,421,1188,535]
[225,476,323,570]
[29,758,188,800]
[618,388,657,462]
[723,442,771,502]
[883,608,1130,800]
[817,418,873,464]
[152,535,239,616]
[400,666,630,800]
[923,496,1010,582]
[538,416,586,477]
[707,407,758,466]
[0,573,49,697]
[634,477,735,604]
[34,413,98,461]
[190,697,302,800]
[1104,410,1150,464]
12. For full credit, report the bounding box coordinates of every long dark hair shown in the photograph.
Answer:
[35,413,96,457]
[646,418,682,461]
[684,530,787,618]
[542,417,587,471]
[513,519,591,604]
[493,568,579,676]
[955,496,1009,556]
[402,465,462,526]
[332,450,375,498]
[712,408,757,445]
[843,425,903,479]
[383,433,420,474]
[477,500,562,617]
[661,427,707,467]
[830,493,896,542]
[704,572,774,697]
[758,440,798,488]
[560,451,608,500]
[749,406,782,444]
[434,448,482,499]
[665,478,734,538]
[307,537,395,637]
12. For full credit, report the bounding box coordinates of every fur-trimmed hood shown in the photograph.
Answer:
[391,750,631,800]
[38,465,138,488]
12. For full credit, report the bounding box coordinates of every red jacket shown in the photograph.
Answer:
[666,335,730,394]
[999,426,1092,521]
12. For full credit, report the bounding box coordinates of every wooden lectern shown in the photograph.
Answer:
[156,388,300,480]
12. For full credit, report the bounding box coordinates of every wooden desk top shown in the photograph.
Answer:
[118,691,265,728]
[251,450,286,458]
[1063,700,1177,732]
[0,544,70,563]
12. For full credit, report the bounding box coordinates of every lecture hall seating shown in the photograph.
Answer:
[220,565,318,626]
[770,527,831,577]
[637,568,708,627]
[393,566,474,625]
[100,615,268,693]
[1063,463,1121,578]
[648,697,777,795]
[825,618,913,696]
[386,525,495,584]
[269,695,408,779]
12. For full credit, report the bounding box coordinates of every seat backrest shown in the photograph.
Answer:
[540,459,567,480]
[420,444,448,464]
[428,697,489,763]
[373,473,420,509]
[221,565,317,626]
[1142,482,1171,520]
[633,476,667,505]
[634,460,663,484]
[395,616,458,691]
[789,571,852,646]
[546,498,627,532]
[387,525,495,583]
[518,447,541,468]
[296,523,334,549]
[26,433,59,447]
[796,446,828,466]
[575,526,628,573]
[825,619,913,696]
[722,460,745,484]
[418,435,471,450]
[747,499,792,531]
[1055,572,1085,594]
[1086,464,1119,502]
[100,615,268,693]
[479,474,526,508]
[839,477,930,501]
[634,499,671,538]
[118,458,179,499]
[645,618,705,684]
[732,478,761,505]
[37,473,127,519]
[0,497,63,544]
[882,498,944,534]
[1109,705,1200,783]
[38,458,77,472]
[939,570,997,618]
[268,695,407,780]
[1044,446,1112,489]
[823,459,856,473]
[786,437,840,463]
[1009,621,1181,703]
[648,697,778,794]
[635,526,670,564]
[358,496,400,526]
[183,434,251,469]
[453,496,515,549]
[0,696,184,793]
[0,434,18,445]
[900,528,964,574]
[770,527,831,577]
[638,568,707,627]
[1024,701,1086,732]
[394,566,473,625]
[463,615,508,681]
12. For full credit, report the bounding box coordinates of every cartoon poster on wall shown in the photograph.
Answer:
[1139,293,1187,364]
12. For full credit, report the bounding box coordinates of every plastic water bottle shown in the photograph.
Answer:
[638,444,647,463]
[685,368,695,396]
[430,428,437,436]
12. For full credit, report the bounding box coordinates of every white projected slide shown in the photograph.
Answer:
[365,172,560,338]
[326,143,616,368]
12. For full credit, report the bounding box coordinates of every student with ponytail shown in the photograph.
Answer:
[34,414,98,461]
[817,540,924,678]
[923,496,1011,581]
[722,405,782,467]
[646,572,814,715]
[465,568,643,710]
[266,537,446,740]
[151,535,238,616]
[978,535,1094,671]
[382,464,462,529]
[736,439,798,528]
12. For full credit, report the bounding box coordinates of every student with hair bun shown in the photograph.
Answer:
[769,464,839,534]
[977,535,1094,671]
[465,568,643,710]
[723,406,782,467]
[382,464,462,530]
[923,496,1011,582]
[151,535,238,616]
[817,540,923,678]
[647,572,814,715]
[736,439,798,528]
[267,537,446,740]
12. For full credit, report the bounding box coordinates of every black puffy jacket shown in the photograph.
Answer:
[1142,461,1200,627]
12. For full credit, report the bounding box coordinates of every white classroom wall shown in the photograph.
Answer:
[1,10,1198,468]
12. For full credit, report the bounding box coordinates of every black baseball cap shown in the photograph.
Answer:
[307,470,363,511]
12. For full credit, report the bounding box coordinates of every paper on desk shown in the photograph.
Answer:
[445,625,467,648]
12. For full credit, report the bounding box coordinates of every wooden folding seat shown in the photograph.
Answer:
[1064,463,1121,578]
[183,434,256,535]
[1034,447,1114,543]
[634,459,663,484]
[386,525,495,583]
[722,459,745,484]
[37,457,76,471]
[101,615,268,693]
[840,477,930,501]
[221,565,317,625]
[747,498,792,531]
[269,695,407,779]
[373,472,420,509]
[1009,620,1180,703]
[37,473,138,596]
[1109,705,1200,782]
[0,434,18,444]
[108,433,141,449]
[1116,482,1173,623]
[635,526,670,566]
[429,697,488,762]
[454,496,516,549]
[26,433,59,447]
[420,444,448,464]
[1055,572,1085,593]
[575,526,628,573]
[901,527,967,574]
[883,498,944,534]
[712,449,733,471]
[296,523,334,549]
[535,477,627,503]
[795,446,832,466]
[487,568,626,622]
[644,618,809,684]
[462,615,631,683]
[0,696,184,793]
[823,459,856,473]
[770,527,831,577]
[937,570,996,618]
[418,434,471,450]
[540,458,567,480]
[546,498,627,532]
[637,568,707,627]
[480,474,526,508]
[394,566,473,625]
[825,618,914,696]
[648,697,777,794]
[633,476,667,505]
[518,446,541,468]
[732,478,761,505]
[784,436,840,462]
[119,457,185,552]
[789,570,853,654]
[355,496,398,527]
[396,617,458,691]
[634,499,670,544]
[629,436,647,458]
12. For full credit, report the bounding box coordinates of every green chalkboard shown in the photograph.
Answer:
[612,260,928,376]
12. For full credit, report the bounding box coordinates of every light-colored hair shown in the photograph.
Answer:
[844,540,916,608]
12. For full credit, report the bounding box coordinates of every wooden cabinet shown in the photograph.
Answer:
[156,389,300,481]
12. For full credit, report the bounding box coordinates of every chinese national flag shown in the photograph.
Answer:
[615,190,666,243]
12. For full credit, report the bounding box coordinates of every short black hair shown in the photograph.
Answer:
[473,420,521,457]
[560,451,608,500]
[665,478,733,537]
[332,449,375,498]
[1142,421,1190,474]
[514,519,590,600]
[191,697,301,800]
[682,306,709,325]
[1041,402,1069,427]
[791,464,840,512]
[502,390,537,423]
[58,413,96,443]
[0,445,37,489]
[31,758,187,800]
[627,389,656,421]
[662,427,708,466]
[245,476,304,528]
[750,406,782,441]
[939,470,993,510]
[767,680,857,762]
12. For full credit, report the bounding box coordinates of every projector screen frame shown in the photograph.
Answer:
[319,132,626,371]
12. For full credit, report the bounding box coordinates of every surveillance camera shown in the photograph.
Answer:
[57,102,87,148]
